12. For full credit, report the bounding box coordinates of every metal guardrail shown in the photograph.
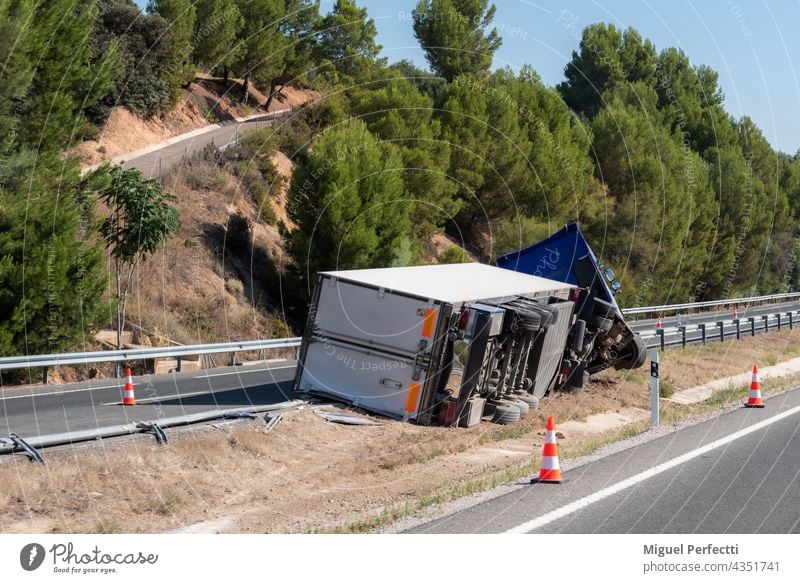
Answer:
[621,292,800,316]
[640,310,800,350]
[1,292,797,378]
[0,401,304,461]
[0,337,301,373]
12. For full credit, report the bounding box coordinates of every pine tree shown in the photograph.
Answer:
[148,0,197,105]
[349,74,457,236]
[232,0,286,102]
[558,23,657,118]
[316,0,381,80]
[0,1,113,357]
[412,0,501,82]
[192,0,243,73]
[288,120,412,301]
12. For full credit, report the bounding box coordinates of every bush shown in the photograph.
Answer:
[259,201,278,226]
[225,212,252,254]
[438,246,471,264]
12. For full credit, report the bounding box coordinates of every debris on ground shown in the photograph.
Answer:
[314,410,384,426]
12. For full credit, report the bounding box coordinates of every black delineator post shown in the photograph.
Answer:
[699,323,707,345]
[735,318,741,340]
[749,317,756,337]
[717,321,725,342]
[680,325,687,348]
[762,315,769,333]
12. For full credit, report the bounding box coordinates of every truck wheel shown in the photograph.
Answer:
[508,398,530,415]
[591,314,613,332]
[517,393,539,411]
[593,298,617,318]
[516,310,542,332]
[616,334,647,370]
[491,402,521,425]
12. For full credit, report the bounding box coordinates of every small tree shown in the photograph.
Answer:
[98,167,180,348]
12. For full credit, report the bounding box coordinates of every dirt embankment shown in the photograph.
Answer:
[1,329,797,534]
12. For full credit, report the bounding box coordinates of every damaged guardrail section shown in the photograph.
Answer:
[0,400,303,462]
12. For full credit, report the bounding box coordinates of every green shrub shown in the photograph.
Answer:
[438,246,471,264]
[226,212,252,254]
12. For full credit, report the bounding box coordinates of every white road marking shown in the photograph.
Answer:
[0,364,295,400]
[504,404,800,534]
[101,390,216,406]
[195,365,294,378]
[0,384,121,400]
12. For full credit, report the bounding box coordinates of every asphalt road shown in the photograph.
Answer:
[0,360,297,438]
[628,300,800,334]
[121,116,279,179]
[406,387,800,533]
[629,301,800,348]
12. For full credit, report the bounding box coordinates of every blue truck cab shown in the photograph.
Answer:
[496,222,646,391]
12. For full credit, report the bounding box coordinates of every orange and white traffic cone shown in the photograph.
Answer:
[745,364,764,408]
[656,316,662,330]
[535,416,562,483]
[122,368,136,406]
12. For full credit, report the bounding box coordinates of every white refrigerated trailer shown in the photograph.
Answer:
[294,263,577,426]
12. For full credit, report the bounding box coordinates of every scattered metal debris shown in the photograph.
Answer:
[8,433,44,463]
[135,421,169,445]
[263,413,283,432]
[314,410,383,426]
[222,412,256,420]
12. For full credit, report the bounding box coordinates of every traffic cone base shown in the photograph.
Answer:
[745,364,764,408]
[533,417,563,484]
[122,367,136,406]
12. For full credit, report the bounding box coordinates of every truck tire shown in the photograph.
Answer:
[591,314,613,332]
[593,298,617,318]
[516,393,539,411]
[616,334,647,370]
[515,309,542,332]
[564,371,589,393]
[491,402,521,425]
[508,398,530,415]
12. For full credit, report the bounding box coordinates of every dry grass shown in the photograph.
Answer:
[1,328,798,534]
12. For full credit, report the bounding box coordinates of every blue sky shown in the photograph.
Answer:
[135,0,800,154]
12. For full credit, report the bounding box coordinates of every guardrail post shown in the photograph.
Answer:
[650,351,659,428]
[749,317,756,337]
[176,356,182,373]
[229,352,236,367]
[42,366,48,384]
[717,321,724,342]
[679,325,687,348]
[789,312,794,330]
[762,314,769,333]
[699,323,707,345]
[657,328,665,351]
[735,318,741,340]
